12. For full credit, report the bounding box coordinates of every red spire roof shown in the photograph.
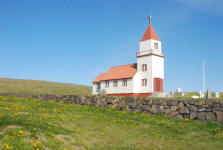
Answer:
[141,24,160,41]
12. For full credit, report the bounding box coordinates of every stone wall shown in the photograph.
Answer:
[0,93,222,122]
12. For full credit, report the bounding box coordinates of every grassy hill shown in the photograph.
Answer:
[0,96,222,150]
[0,78,92,96]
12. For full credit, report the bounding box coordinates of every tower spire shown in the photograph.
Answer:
[141,13,159,41]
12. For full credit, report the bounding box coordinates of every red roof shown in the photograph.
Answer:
[93,64,137,83]
[141,24,160,41]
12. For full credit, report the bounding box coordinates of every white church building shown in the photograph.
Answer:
[93,15,165,97]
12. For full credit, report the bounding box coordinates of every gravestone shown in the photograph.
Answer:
[176,88,182,96]
[206,89,212,99]
[199,92,204,98]
[171,92,174,97]
[166,93,172,98]
[176,88,182,93]
[192,95,199,99]
[215,92,219,98]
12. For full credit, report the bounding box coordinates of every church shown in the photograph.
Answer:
[93,15,165,97]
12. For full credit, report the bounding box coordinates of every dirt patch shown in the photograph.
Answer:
[39,133,48,143]
[55,134,73,141]
[17,112,29,115]
[0,125,22,135]
[55,134,84,149]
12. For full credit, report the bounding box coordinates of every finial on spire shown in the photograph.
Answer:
[147,13,152,25]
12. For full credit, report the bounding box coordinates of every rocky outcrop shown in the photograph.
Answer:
[0,93,222,122]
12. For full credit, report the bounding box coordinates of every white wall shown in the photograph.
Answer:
[152,55,164,79]
[151,55,164,92]
[133,56,153,93]
[93,83,100,95]
[140,39,162,53]
[92,79,134,95]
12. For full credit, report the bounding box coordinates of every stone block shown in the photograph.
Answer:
[216,112,223,122]
[183,114,190,118]
[171,111,179,116]
[198,108,206,112]
[168,101,178,106]
[164,108,171,114]
[188,100,199,106]
[189,105,197,112]
[190,112,197,119]
[197,112,205,121]
[205,112,216,121]
[175,114,183,120]
[177,102,184,108]
[179,107,189,114]
[150,105,157,114]
[170,105,177,112]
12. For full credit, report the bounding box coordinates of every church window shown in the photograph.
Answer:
[113,80,118,87]
[122,79,127,86]
[142,64,147,71]
[142,79,147,86]
[96,83,100,89]
[154,42,158,50]
[105,81,109,88]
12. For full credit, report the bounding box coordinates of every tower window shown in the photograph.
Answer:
[142,79,147,86]
[154,43,158,50]
[113,80,118,87]
[122,79,127,86]
[142,64,147,71]
[105,81,109,88]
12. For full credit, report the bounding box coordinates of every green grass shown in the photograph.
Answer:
[0,78,92,96]
[0,96,223,150]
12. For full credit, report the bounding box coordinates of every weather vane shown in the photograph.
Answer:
[147,13,152,24]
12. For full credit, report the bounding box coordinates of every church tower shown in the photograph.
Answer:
[133,14,164,94]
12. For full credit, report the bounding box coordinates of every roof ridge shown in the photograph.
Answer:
[110,63,137,68]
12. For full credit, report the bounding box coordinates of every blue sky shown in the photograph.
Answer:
[0,0,223,92]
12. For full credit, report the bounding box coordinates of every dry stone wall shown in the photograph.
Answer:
[0,93,223,122]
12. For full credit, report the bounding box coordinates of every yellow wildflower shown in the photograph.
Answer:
[184,118,189,121]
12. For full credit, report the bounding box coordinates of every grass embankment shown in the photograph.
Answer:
[0,78,92,96]
[0,96,223,150]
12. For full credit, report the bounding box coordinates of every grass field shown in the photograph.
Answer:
[173,92,223,99]
[0,78,92,96]
[0,96,223,150]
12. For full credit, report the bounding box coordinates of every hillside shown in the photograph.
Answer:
[0,96,223,150]
[0,78,92,96]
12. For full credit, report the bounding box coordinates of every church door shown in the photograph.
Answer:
[154,78,163,92]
